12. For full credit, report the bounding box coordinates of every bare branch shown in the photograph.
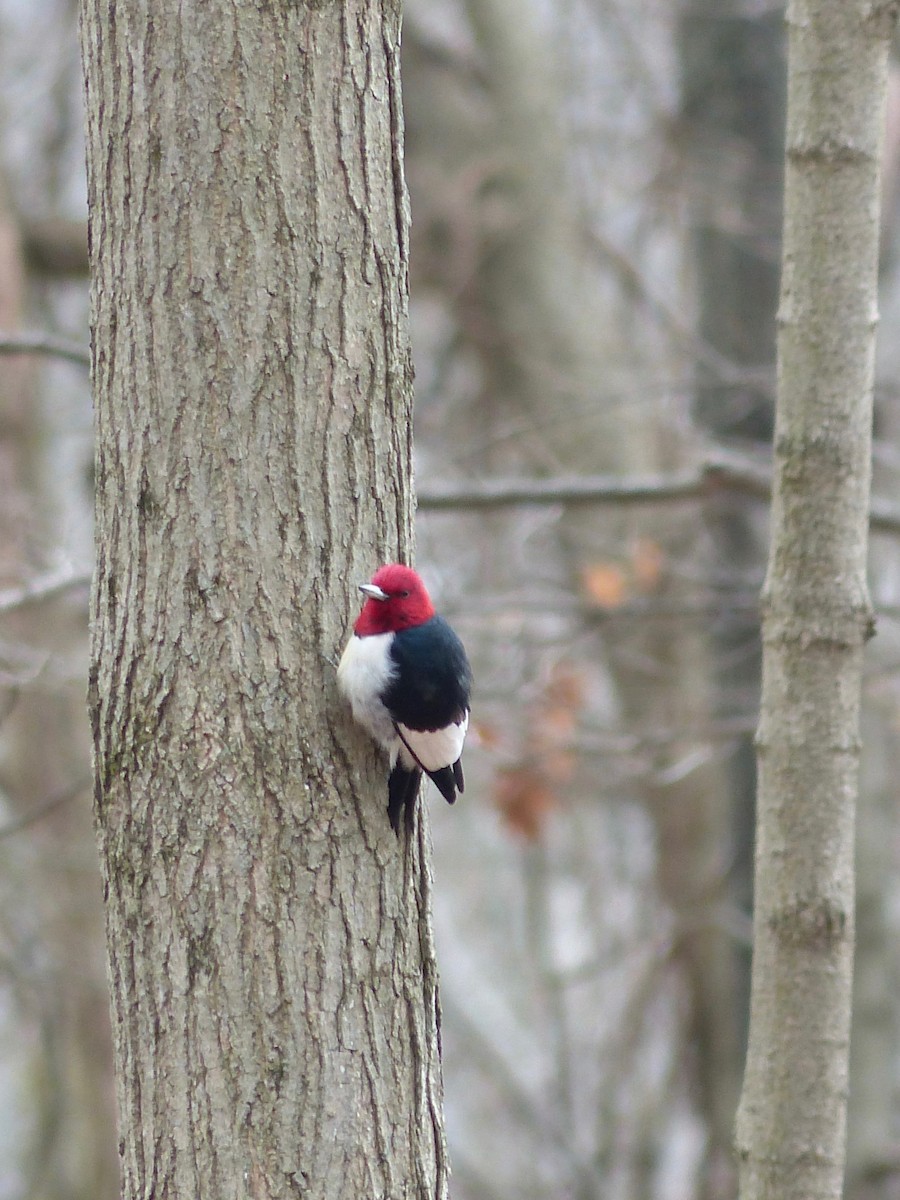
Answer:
[0,780,87,841]
[869,494,900,536]
[417,449,900,536]
[584,225,773,391]
[0,330,90,368]
[419,466,707,510]
[0,570,91,615]
[20,217,89,278]
[417,455,766,511]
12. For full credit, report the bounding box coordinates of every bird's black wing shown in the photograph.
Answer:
[383,616,472,730]
[384,616,472,806]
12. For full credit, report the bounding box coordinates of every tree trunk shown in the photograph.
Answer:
[677,0,786,1060]
[735,3,897,1198]
[80,3,449,1198]
[456,0,741,1184]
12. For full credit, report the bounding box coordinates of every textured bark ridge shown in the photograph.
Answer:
[736,3,897,1199]
[81,3,449,1197]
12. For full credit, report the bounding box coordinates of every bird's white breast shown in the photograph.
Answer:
[337,633,398,749]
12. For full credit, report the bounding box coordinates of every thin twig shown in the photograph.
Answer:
[0,570,91,616]
[0,330,90,368]
[0,780,88,841]
[869,495,900,537]
[584,225,768,388]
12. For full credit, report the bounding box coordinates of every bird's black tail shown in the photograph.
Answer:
[388,765,422,836]
[427,759,465,805]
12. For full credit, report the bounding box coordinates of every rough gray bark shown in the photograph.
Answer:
[735,3,897,1198]
[80,3,449,1198]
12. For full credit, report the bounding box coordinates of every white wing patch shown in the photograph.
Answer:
[396,711,469,773]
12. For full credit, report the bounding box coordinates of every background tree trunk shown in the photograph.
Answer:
[677,0,786,1043]
[80,3,449,1197]
[425,0,741,1187]
[735,3,897,1198]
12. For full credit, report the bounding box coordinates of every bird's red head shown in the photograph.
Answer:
[353,563,436,636]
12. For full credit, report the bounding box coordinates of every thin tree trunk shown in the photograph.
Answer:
[735,3,897,1197]
[80,3,449,1198]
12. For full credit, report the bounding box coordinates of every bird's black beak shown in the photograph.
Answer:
[358,583,390,602]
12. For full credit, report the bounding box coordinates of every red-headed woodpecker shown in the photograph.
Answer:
[337,563,472,835]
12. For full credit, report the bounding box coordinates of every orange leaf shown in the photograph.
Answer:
[470,719,503,751]
[541,705,578,741]
[543,749,576,784]
[544,663,586,710]
[581,562,628,609]
[493,768,556,841]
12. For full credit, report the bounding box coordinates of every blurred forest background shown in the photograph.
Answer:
[2,1,900,1199]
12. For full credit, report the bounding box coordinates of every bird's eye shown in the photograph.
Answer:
[399,590,410,599]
